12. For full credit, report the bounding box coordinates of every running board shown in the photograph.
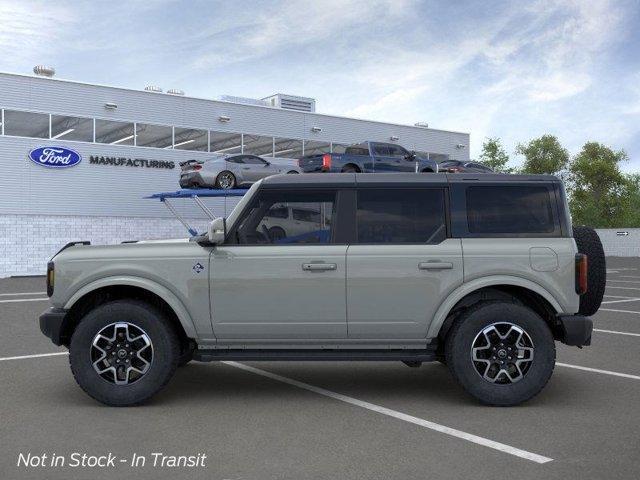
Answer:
[193,348,437,362]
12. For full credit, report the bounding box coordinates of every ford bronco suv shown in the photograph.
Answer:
[39,173,605,407]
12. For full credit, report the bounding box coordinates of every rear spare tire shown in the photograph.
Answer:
[573,226,606,316]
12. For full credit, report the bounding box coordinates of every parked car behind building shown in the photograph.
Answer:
[179,154,300,189]
[438,160,493,173]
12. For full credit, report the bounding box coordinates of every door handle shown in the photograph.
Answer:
[418,262,453,270]
[302,263,337,271]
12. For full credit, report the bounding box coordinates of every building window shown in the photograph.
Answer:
[3,110,49,138]
[210,131,242,154]
[243,134,273,156]
[273,137,303,158]
[173,127,208,151]
[95,119,135,145]
[303,140,331,156]
[51,114,93,142]
[136,123,173,148]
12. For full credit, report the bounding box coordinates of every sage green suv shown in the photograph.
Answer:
[39,173,605,406]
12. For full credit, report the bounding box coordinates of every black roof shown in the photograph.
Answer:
[260,173,561,189]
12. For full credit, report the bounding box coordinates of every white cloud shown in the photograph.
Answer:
[0,0,75,64]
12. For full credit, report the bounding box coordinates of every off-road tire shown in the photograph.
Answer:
[445,301,556,406]
[573,226,606,316]
[69,300,180,406]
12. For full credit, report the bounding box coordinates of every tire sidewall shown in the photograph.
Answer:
[216,171,236,189]
[69,301,179,406]
[446,302,556,406]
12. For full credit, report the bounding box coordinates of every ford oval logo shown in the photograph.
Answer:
[28,146,82,168]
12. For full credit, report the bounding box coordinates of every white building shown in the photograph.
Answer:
[0,70,470,276]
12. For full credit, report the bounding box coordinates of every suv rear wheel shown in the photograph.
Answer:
[69,300,180,406]
[445,301,555,406]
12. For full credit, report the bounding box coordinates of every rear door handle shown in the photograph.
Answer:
[419,262,453,270]
[302,263,337,271]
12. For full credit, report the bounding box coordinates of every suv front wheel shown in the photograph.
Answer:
[445,301,555,406]
[69,300,180,406]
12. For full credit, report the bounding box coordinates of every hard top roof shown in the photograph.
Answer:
[260,173,561,189]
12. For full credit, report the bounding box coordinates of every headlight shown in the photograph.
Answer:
[46,261,55,297]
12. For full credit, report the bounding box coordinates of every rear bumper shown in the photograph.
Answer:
[39,307,68,346]
[557,314,593,346]
[179,172,206,187]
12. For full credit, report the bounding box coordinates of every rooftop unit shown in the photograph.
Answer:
[262,93,316,113]
[218,95,270,107]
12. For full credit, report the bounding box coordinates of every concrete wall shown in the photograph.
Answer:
[595,229,640,257]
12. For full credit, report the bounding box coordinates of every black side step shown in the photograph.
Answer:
[193,348,437,362]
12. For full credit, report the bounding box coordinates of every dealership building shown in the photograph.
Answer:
[0,69,470,277]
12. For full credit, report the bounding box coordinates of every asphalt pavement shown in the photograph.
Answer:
[1,257,639,480]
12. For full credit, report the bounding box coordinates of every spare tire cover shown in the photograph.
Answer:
[573,226,606,316]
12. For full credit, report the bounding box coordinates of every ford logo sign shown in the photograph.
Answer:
[28,146,82,168]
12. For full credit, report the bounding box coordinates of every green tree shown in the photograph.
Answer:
[516,134,569,175]
[479,137,513,173]
[568,142,629,227]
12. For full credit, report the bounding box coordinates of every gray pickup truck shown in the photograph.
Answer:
[298,141,439,173]
[40,173,605,407]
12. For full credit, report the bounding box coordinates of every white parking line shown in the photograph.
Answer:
[604,295,638,299]
[0,298,49,304]
[601,298,640,305]
[607,280,640,285]
[0,352,68,362]
[557,363,640,381]
[594,328,640,338]
[0,292,47,297]
[599,308,640,315]
[605,285,640,292]
[613,275,640,280]
[223,361,553,464]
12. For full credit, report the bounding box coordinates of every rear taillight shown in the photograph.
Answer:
[46,261,54,297]
[193,164,202,171]
[322,154,332,171]
[575,253,588,295]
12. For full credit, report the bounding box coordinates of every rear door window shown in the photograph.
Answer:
[356,189,447,244]
[466,186,556,234]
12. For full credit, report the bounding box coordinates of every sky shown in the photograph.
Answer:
[1,0,639,170]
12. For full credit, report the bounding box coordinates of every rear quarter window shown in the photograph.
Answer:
[466,185,557,235]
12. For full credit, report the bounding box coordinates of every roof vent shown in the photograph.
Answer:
[144,85,163,93]
[33,65,55,77]
[414,122,429,128]
[262,94,316,112]
[167,89,185,96]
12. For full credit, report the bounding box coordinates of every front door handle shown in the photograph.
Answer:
[302,263,337,271]
[419,262,453,270]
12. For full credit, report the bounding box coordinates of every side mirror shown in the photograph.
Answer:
[264,161,271,166]
[208,217,226,244]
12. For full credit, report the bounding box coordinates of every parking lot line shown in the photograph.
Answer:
[557,363,640,381]
[599,308,640,315]
[223,361,553,464]
[0,298,49,304]
[593,328,640,337]
[614,275,640,279]
[601,297,640,304]
[605,285,640,291]
[0,291,47,296]
[607,280,640,285]
[0,352,68,362]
